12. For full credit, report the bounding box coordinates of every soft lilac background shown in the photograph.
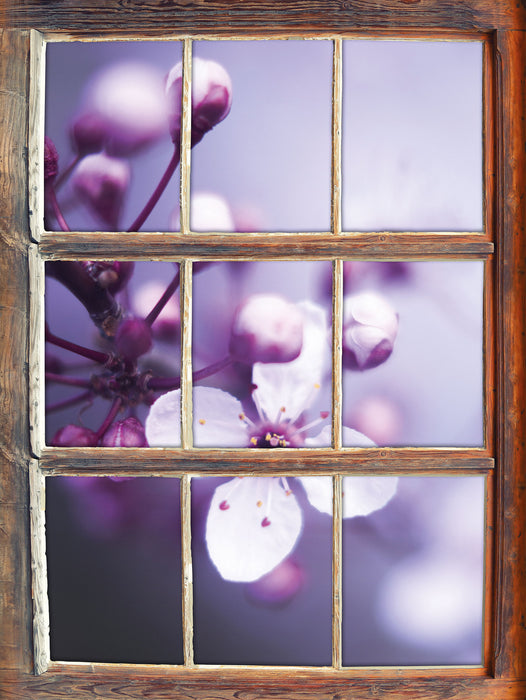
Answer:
[342,40,483,231]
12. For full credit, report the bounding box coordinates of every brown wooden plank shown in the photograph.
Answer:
[4,0,526,33]
[2,667,526,700]
[0,28,33,678]
[38,447,494,475]
[493,29,526,680]
[38,232,494,259]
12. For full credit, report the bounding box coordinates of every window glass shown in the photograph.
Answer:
[342,40,483,231]
[46,476,183,663]
[342,476,485,665]
[191,40,332,232]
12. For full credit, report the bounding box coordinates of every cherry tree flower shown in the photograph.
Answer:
[146,300,330,449]
[145,297,398,582]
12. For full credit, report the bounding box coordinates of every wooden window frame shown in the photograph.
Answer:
[1,1,525,698]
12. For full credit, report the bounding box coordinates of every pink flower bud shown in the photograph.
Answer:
[52,424,99,447]
[229,294,303,364]
[115,318,153,361]
[132,281,180,341]
[80,62,168,156]
[166,57,232,145]
[343,292,398,370]
[245,558,304,606]
[101,417,148,447]
[72,153,131,229]
[70,112,107,156]
[80,261,135,295]
[44,136,59,181]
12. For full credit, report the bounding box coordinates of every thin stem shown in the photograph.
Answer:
[55,154,81,190]
[193,355,233,383]
[45,372,92,388]
[127,145,180,232]
[46,326,111,365]
[145,270,180,327]
[148,356,234,391]
[96,397,123,440]
[46,390,94,414]
[46,184,71,232]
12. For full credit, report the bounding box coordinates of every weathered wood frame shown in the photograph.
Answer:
[1,2,525,699]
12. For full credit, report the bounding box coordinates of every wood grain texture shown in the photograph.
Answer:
[0,28,33,679]
[181,476,194,666]
[28,246,44,456]
[38,231,494,259]
[331,39,342,236]
[179,39,192,236]
[28,461,49,675]
[2,668,526,700]
[331,259,343,449]
[27,29,44,243]
[331,474,342,669]
[180,261,193,449]
[493,29,526,680]
[4,0,526,33]
[37,448,494,476]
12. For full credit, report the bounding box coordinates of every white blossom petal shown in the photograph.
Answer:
[252,301,328,422]
[145,388,181,446]
[206,477,302,582]
[304,425,376,448]
[298,472,398,518]
[145,386,247,447]
[193,386,247,447]
[343,476,399,517]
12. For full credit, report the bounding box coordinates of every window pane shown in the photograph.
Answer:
[192,476,332,665]
[190,40,332,232]
[45,261,181,447]
[46,476,183,663]
[342,476,485,666]
[341,261,484,446]
[45,41,182,232]
[342,40,483,232]
[190,261,332,448]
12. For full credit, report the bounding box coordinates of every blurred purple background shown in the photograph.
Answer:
[44,39,486,667]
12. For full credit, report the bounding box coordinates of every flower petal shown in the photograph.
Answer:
[304,425,376,448]
[193,386,247,447]
[342,476,399,517]
[145,388,181,446]
[206,477,302,582]
[298,473,397,518]
[145,386,247,447]
[252,301,328,422]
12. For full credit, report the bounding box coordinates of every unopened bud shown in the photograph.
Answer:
[80,62,168,156]
[44,136,59,181]
[115,318,153,361]
[166,57,232,145]
[70,112,107,156]
[52,424,99,447]
[343,292,398,370]
[133,281,180,341]
[229,294,303,364]
[101,417,148,447]
[72,153,130,229]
